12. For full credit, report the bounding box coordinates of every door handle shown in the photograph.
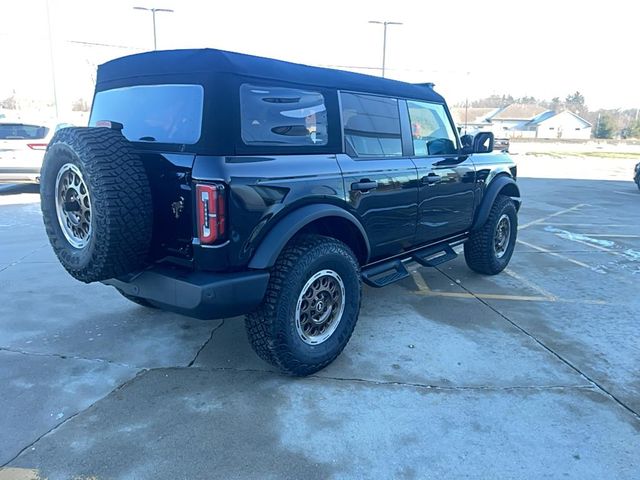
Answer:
[421,173,441,185]
[351,180,378,192]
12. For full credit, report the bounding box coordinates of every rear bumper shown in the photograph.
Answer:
[103,266,270,320]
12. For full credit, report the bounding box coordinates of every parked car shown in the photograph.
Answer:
[39,48,521,375]
[493,137,510,152]
[635,162,640,190]
[0,120,71,184]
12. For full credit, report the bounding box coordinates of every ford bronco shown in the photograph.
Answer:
[40,49,521,375]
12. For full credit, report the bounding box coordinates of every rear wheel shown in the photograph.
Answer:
[245,235,361,376]
[464,194,517,275]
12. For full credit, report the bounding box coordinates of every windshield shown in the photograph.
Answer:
[89,84,204,144]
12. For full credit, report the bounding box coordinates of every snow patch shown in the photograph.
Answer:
[543,226,614,247]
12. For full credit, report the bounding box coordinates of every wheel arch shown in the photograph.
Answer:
[471,175,521,231]
[248,204,370,269]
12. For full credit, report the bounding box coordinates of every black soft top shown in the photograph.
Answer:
[95,49,445,155]
[97,48,443,103]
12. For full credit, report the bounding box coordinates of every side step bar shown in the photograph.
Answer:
[361,260,410,288]
[361,244,458,288]
[412,244,457,267]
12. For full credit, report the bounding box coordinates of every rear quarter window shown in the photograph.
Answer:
[240,84,328,146]
[89,84,204,144]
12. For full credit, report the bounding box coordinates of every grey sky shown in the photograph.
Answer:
[1,0,638,113]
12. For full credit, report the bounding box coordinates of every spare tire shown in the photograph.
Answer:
[40,127,153,283]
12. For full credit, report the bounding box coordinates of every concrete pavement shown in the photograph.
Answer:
[0,172,639,479]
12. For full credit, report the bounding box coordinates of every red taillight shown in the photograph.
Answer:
[27,143,48,150]
[196,184,225,244]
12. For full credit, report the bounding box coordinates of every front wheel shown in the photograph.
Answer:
[245,235,361,376]
[464,194,518,275]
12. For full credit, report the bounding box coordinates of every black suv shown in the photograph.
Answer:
[40,49,521,375]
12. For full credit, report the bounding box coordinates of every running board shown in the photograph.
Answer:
[361,260,410,288]
[412,244,457,267]
[361,244,458,288]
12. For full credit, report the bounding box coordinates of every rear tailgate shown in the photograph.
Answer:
[137,151,196,264]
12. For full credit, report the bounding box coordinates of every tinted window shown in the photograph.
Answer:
[89,84,204,144]
[407,101,458,156]
[340,92,402,158]
[0,123,49,140]
[240,84,328,146]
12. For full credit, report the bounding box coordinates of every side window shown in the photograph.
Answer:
[340,92,402,158]
[407,101,458,156]
[240,84,328,146]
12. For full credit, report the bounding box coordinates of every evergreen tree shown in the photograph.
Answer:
[594,114,614,138]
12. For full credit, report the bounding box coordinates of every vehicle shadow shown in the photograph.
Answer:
[0,184,40,196]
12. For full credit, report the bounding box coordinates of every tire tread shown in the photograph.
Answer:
[245,235,361,376]
[464,194,517,275]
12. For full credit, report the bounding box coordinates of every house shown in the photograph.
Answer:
[449,107,498,133]
[487,104,550,138]
[525,110,592,139]
[450,103,592,140]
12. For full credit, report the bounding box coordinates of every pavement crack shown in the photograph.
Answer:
[0,346,134,369]
[310,374,595,392]
[1,369,148,469]
[179,365,594,392]
[187,319,225,367]
[435,266,640,421]
[0,244,48,273]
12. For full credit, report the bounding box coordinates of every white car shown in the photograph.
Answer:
[0,120,71,184]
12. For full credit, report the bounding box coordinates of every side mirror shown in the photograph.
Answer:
[472,132,494,154]
[460,134,474,153]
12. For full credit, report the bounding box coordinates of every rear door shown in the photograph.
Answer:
[337,92,418,260]
[405,100,476,243]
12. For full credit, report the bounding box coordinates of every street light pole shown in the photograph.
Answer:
[45,0,59,119]
[368,20,403,78]
[133,6,174,50]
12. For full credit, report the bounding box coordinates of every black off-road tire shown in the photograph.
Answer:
[40,127,153,283]
[464,194,517,275]
[245,235,362,376]
[116,289,158,309]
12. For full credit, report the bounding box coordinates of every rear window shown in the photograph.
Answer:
[89,84,204,144]
[0,124,49,140]
[240,84,328,146]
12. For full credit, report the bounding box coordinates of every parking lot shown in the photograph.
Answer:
[1,156,639,479]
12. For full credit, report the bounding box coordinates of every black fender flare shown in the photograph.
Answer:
[248,204,371,269]
[472,176,521,230]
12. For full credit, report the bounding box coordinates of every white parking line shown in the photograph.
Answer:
[516,239,597,271]
[539,223,628,228]
[519,204,589,231]
[582,234,640,238]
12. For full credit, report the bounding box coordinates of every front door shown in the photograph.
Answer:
[337,92,418,260]
[406,100,476,244]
